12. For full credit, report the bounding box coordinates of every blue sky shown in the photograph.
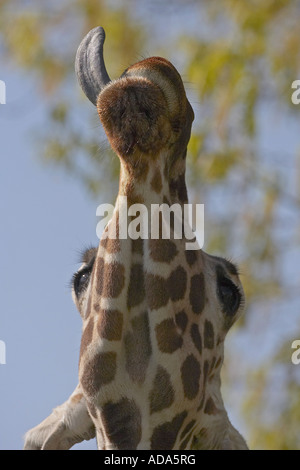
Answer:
[0,72,99,449]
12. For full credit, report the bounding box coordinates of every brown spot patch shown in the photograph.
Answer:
[180,419,196,440]
[97,309,123,341]
[101,398,142,449]
[179,419,196,450]
[100,235,120,254]
[132,238,143,255]
[100,211,120,252]
[155,318,183,353]
[167,266,187,301]
[96,259,125,299]
[124,311,152,383]
[190,323,202,355]
[189,273,205,314]
[103,262,125,298]
[150,411,187,450]
[185,249,197,266]
[150,168,163,194]
[204,397,218,415]
[95,257,105,296]
[126,184,145,207]
[175,310,188,333]
[169,173,188,203]
[181,354,201,400]
[81,352,117,396]
[179,430,194,450]
[79,317,94,358]
[204,320,214,349]
[145,273,169,309]
[149,365,175,414]
[127,264,145,308]
[149,239,178,263]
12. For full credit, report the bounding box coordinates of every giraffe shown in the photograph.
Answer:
[24,27,248,450]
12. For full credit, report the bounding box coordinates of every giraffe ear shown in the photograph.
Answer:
[75,26,111,106]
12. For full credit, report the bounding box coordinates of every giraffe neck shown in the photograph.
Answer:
[93,152,193,330]
[79,152,208,449]
[78,164,245,450]
[118,149,188,205]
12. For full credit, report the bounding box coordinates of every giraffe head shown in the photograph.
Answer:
[76,27,194,204]
[74,27,247,450]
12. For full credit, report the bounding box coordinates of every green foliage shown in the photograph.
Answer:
[243,347,300,450]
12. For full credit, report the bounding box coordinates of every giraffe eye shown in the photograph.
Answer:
[217,277,241,316]
[72,253,96,299]
[73,267,92,298]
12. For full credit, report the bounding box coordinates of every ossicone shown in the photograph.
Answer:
[75,26,111,106]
